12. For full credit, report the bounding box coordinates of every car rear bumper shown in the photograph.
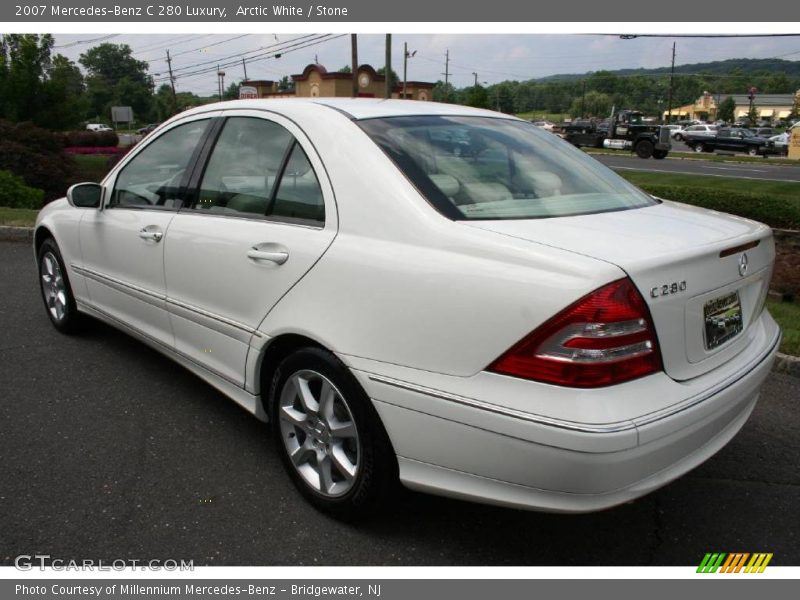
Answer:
[353,315,780,512]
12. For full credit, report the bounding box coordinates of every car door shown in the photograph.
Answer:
[78,115,215,347]
[162,111,337,387]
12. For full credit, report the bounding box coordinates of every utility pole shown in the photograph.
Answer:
[666,41,676,124]
[351,34,358,98]
[581,79,586,118]
[472,72,478,87]
[384,34,392,99]
[402,42,416,100]
[217,65,226,101]
[165,49,177,115]
[441,49,450,102]
[242,58,248,81]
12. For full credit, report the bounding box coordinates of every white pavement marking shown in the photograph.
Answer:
[705,166,767,172]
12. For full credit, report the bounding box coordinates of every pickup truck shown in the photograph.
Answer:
[684,127,770,156]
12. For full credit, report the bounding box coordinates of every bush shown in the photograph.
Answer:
[639,184,800,230]
[0,120,76,203]
[60,129,119,148]
[0,170,45,209]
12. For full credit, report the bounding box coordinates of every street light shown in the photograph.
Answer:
[748,86,757,126]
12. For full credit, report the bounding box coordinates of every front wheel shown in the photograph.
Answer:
[270,347,396,519]
[748,147,759,157]
[652,149,668,159]
[693,143,704,153]
[37,238,83,334]
[635,140,654,159]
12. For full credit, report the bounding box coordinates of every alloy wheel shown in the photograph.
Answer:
[41,252,68,322]
[278,370,360,497]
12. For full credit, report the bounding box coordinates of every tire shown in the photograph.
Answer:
[652,150,668,159]
[693,143,704,153]
[674,133,684,142]
[37,237,83,334]
[748,147,759,157]
[270,347,396,519]
[635,139,654,159]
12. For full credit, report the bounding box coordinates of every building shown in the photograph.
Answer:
[240,64,434,101]
[664,90,799,122]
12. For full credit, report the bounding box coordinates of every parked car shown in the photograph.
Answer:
[672,123,716,142]
[531,120,555,131]
[765,132,790,156]
[137,123,160,135]
[685,127,770,156]
[85,123,113,132]
[752,127,775,138]
[34,99,780,518]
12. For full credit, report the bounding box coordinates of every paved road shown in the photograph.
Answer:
[1,240,798,566]
[595,153,800,182]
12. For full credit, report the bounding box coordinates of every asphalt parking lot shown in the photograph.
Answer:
[1,240,798,566]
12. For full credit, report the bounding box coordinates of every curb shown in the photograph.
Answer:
[0,225,33,242]
[774,352,800,378]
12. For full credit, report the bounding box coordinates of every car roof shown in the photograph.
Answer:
[179,97,516,121]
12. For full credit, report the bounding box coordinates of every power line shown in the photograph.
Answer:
[53,34,118,49]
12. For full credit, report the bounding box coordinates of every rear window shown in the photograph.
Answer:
[358,116,657,221]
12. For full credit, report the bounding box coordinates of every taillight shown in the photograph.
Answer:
[487,278,662,388]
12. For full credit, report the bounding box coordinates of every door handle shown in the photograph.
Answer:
[139,228,163,242]
[247,247,289,265]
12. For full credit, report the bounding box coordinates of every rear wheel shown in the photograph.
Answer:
[748,147,759,157]
[652,149,668,159]
[635,140,654,159]
[37,238,83,334]
[693,143,705,153]
[270,347,396,519]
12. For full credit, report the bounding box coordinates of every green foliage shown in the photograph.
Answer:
[79,43,154,123]
[337,65,352,73]
[0,119,76,202]
[277,75,293,91]
[766,299,800,355]
[223,82,239,100]
[0,169,45,209]
[717,96,736,123]
[376,66,399,90]
[60,130,119,148]
[747,103,759,126]
[464,85,489,109]
[569,90,613,118]
[622,173,800,229]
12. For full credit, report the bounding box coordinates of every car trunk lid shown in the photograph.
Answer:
[465,200,774,381]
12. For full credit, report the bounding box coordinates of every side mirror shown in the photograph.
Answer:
[67,183,102,208]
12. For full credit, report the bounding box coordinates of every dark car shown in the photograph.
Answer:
[685,127,770,156]
[137,123,160,136]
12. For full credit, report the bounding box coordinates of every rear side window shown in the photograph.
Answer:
[359,116,656,221]
[194,116,325,225]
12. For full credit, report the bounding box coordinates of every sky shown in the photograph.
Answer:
[49,33,800,96]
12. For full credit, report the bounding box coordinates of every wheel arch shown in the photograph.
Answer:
[34,225,54,256]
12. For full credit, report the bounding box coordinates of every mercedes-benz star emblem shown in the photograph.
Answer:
[738,253,749,277]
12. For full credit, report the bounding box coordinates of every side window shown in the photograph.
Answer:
[111,119,208,209]
[196,117,292,216]
[196,116,325,225]
[271,143,325,224]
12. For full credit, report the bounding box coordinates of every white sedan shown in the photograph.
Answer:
[35,99,780,518]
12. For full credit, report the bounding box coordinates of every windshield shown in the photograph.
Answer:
[358,116,657,220]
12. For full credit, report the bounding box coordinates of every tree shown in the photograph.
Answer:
[432,80,456,103]
[0,34,53,123]
[465,84,489,109]
[569,91,612,118]
[80,43,154,122]
[223,82,239,100]
[376,66,399,90]
[277,75,293,92]
[717,96,736,124]
[747,103,759,127]
[337,65,352,73]
[39,54,87,130]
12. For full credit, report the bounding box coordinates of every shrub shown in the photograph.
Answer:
[0,169,45,209]
[61,129,119,148]
[0,120,76,203]
[640,184,800,230]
